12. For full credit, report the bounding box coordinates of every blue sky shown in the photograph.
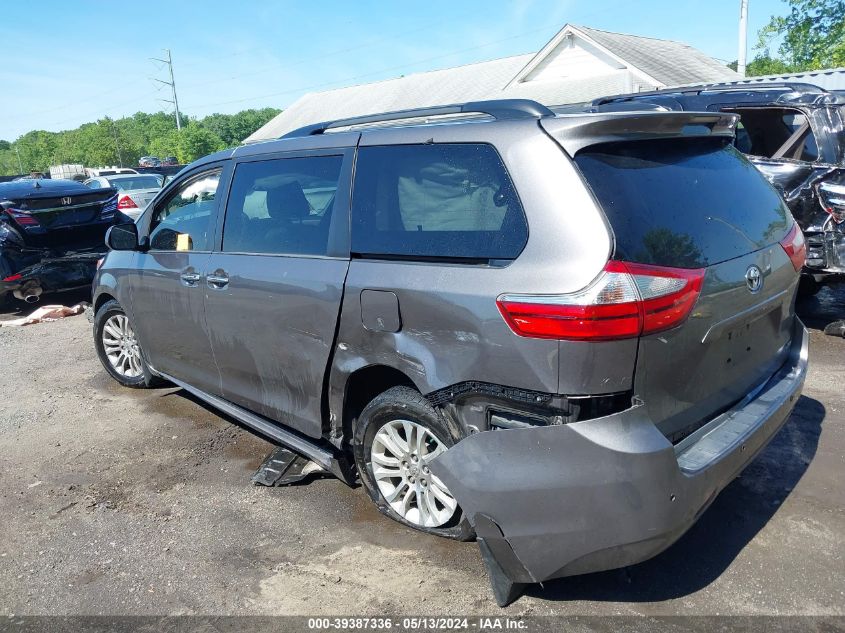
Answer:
[1,0,787,141]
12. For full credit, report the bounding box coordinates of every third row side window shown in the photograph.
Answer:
[351,143,528,261]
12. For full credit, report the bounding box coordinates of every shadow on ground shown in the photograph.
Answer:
[796,283,845,333]
[527,395,825,603]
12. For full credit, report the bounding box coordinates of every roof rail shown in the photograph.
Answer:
[280,99,555,139]
[592,82,827,106]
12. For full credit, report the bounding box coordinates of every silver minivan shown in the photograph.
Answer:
[92,100,808,605]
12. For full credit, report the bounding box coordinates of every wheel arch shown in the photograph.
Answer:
[94,291,117,314]
[337,364,418,447]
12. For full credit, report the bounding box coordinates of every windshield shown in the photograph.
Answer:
[106,175,162,191]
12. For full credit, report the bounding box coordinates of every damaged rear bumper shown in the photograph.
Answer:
[0,250,104,302]
[429,319,808,604]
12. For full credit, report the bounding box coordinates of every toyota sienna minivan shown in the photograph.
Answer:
[92,99,808,606]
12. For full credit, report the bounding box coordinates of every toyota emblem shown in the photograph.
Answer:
[745,265,763,293]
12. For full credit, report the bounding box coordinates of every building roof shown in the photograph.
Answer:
[248,23,740,141]
[251,54,532,141]
[569,26,740,86]
[727,67,845,92]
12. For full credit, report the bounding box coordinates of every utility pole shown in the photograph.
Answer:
[151,49,182,130]
[738,0,749,77]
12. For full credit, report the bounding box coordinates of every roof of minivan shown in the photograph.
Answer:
[182,102,739,169]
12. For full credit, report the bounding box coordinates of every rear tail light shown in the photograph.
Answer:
[4,208,39,226]
[779,223,806,272]
[817,182,845,223]
[497,261,705,341]
[100,193,118,220]
[117,195,138,210]
[2,273,23,282]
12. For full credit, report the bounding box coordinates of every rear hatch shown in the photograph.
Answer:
[1,181,117,249]
[553,122,799,442]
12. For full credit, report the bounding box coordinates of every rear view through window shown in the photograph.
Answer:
[575,138,792,268]
[351,143,527,261]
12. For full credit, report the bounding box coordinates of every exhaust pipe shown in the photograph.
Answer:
[13,283,43,304]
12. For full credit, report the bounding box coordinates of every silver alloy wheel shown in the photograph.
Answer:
[102,314,143,378]
[370,419,458,528]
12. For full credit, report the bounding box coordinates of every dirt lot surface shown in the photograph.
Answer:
[0,287,843,616]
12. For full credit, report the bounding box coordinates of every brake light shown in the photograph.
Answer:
[2,273,22,282]
[779,223,806,272]
[497,261,705,341]
[817,182,845,223]
[117,195,138,210]
[4,208,39,226]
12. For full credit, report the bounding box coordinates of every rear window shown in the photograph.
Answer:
[107,176,162,190]
[574,138,791,268]
[351,143,527,262]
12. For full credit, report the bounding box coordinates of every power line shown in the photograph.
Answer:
[40,20,557,126]
[175,9,481,92]
[14,1,637,135]
[191,23,561,110]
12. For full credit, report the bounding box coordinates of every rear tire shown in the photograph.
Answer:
[353,386,474,541]
[94,300,162,388]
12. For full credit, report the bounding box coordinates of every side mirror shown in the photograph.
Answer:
[105,223,139,251]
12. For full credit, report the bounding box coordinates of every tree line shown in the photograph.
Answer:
[0,108,280,176]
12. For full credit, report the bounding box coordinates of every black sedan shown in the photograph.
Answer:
[0,179,119,306]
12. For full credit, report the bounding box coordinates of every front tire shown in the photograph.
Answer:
[94,300,161,388]
[353,386,474,541]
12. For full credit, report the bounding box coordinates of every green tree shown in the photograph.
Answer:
[747,0,845,74]
[196,108,280,145]
[173,126,226,164]
[148,129,181,159]
[0,106,280,175]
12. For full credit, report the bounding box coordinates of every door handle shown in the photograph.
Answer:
[180,271,201,286]
[207,271,229,289]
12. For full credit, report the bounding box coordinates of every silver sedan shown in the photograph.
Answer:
[84,174,163,220]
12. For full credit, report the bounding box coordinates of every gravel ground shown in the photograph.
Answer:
[0,287,843,616]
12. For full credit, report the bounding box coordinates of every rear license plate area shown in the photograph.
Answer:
[723,306,780,367]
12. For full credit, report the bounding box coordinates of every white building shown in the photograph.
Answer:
[248,24,740,141]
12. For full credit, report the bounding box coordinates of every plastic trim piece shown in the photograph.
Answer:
[281,99,555,138]
[156,371,353,483]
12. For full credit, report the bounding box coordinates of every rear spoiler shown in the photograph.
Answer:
[541,111,739,156]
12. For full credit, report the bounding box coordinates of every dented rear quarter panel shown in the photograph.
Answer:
[327,119,638,432]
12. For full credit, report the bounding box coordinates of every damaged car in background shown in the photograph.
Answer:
[587,82,845,295]
[91,100,808,607]
[0,178,119,307]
